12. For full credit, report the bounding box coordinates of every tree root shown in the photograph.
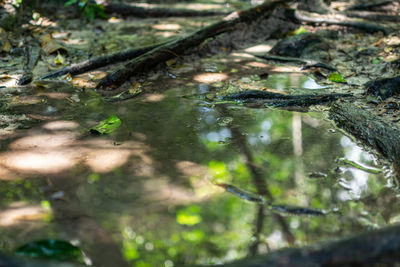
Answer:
[214,225,400,267]
[294,10,391,35]
[95,0,290,91]
[330,102,400,163]
[104,2,228,17]
[346,0,393,11]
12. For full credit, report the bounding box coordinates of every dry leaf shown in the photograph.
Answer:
[166,58,176,66]
[1,39,11,52]
[35,81,50,88]
[41,33,67,54]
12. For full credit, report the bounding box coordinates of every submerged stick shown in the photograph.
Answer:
[216,183,328,216]
[336,157,382,174]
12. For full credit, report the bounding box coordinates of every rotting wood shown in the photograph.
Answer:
[329,102,400,163]
[95,0,290,91]
[294,10,391,35]
[104,2,228,17]
[40,43,164,80]
[207,224,400,267]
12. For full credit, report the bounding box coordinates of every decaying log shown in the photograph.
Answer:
[96,0,290,91]
[210,224,400,267]
[104,2,228,17]
[294,10,391,35]
[40,43,163,80]
[329,102,400,163]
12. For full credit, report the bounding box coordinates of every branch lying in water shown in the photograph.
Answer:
[222,90,353,108]
[216,183,329,216]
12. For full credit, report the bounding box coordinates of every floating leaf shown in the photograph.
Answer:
[328,72,346,83]
[15,240,83,262]
[89,115,121,134]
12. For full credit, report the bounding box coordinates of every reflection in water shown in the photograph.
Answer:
[0,85,393,266]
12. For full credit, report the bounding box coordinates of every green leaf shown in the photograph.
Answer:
[294,26,308,35]
[15,240,83,262]
[372,58,382,64]
[328,72,346,83]
[89,115,122,134]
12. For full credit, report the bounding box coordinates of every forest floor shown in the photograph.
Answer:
[1,0,400,266]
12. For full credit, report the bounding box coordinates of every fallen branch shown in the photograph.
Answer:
[40,43,164,79]
[294,10,391,35]
[96,0,290,91]
[104,2,228,17]
[217,183,329,216]
[211,225,400,267]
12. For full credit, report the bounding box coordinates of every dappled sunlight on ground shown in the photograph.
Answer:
[0,120,151,177]
[194,73,228,83]
[153,23,181,31]
[0,202,49,227]
[244,44,273,53]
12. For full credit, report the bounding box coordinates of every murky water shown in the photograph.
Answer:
[0,79,395,267]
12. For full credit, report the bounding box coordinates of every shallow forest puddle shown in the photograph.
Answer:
[0,78,393,266]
